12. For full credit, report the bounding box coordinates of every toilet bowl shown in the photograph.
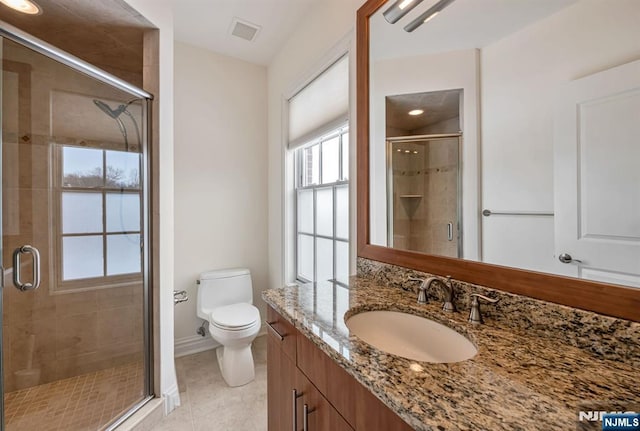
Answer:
[197,268,261,387]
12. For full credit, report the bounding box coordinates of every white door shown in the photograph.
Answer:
[554,59,640,287]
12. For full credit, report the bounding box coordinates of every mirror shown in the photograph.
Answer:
[357,0,640,321]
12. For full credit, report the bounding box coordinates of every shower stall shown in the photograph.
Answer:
[0,22,153,431]
[387,135,461,257]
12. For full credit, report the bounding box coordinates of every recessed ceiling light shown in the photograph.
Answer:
[404,150,411,153]
[0,0,42,14]
[408,109,424,116]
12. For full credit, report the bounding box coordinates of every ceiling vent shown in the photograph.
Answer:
[230,18,261,42]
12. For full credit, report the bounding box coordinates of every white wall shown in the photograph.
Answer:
[481,0,640,274]
[122,0,178,414]
[370,50,481,260]
[173,42,268,346]
[267,0,365,289]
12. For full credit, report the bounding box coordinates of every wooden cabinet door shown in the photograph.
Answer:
[296,369,354,431]
[267,327,297,431]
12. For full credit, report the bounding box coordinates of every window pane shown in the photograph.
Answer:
[303,145,320,186]
[336,240,349,285]
[336,185,348,239]
[107,193,141,233]
[62,147,103,187]
[107,234,141,275]
[321,136,339,184]
[297,189,313,234]
[106,151,140,189]
[316,187,333,237]
[341,132,349,180]
[63,236,103,280]
[316,238,333,283]
[297,234,314,281]
[62,192,103,234]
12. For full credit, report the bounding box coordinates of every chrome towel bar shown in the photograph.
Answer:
[482,209,554,217]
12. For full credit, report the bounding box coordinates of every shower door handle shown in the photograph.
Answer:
[12,245,41,291]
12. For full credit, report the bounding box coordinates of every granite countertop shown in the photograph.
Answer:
[262,277,639,431]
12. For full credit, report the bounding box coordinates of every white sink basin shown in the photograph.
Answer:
[345,310,477,363]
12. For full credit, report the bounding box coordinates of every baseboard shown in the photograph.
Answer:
[162,384,181,416]
[174,335,219,358]
[174,323,267,358]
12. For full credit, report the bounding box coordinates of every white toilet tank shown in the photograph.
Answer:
[197,268,253,320]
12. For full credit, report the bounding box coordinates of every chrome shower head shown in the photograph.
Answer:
[93,99,126,119]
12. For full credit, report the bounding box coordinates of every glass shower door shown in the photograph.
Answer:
[1,35,150,430]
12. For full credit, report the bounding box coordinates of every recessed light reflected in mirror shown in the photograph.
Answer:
[0,0,41,14]
[408,109,424,116]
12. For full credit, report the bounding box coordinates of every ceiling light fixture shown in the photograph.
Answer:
[0,0,41,14]
[404,0,456,32]
[408,109,424,116]
[382,0,424,24]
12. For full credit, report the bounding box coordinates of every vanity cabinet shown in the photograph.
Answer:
[266,305,412,431]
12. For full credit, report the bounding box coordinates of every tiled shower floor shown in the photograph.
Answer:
[3,361,144,431]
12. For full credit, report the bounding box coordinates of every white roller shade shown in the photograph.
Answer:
[288,55,349,149]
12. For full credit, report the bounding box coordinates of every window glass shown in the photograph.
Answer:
[58,146,142,288]
[106,151,140,189]
[335,241,349,285]
[315,187,333,237]
[107,234,141,275]
[62,192,103,234]
[106,193,141,232]
[297,234,314,281]
[62,147,103,187]
[316,238,334,283]
[341,132,349,180]
[335,185,349,239]
[297,190,314,234]
[303,145,320,186]
[63,236,103,280]
[321,136,340,184]
[295,127,349,283]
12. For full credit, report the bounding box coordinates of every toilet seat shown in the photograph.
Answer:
[210,303,260,331]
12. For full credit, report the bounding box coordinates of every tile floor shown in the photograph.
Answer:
[151,335,267,431]
[4,361,144,431]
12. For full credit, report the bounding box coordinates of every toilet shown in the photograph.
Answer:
[196,268,261,387]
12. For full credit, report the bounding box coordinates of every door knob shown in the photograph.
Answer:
[558,253,582,264]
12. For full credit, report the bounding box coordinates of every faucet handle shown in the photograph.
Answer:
[407,277,428,303]
[468,293,499,325]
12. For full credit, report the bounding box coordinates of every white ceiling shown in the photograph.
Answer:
[169,0,318,65]
[371,0,578,61]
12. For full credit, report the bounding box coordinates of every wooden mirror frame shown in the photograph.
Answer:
[356,0,639,322]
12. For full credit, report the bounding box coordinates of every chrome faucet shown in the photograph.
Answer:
[426,276,456,312]
[408,277,429,303]
[408,275,456,311]
[468,293,499,325]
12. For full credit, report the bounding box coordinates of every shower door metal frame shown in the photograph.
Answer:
[385,133,463,257]
[0,20,155,431]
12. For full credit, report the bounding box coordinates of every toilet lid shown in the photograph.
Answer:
[210,303,259,329]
